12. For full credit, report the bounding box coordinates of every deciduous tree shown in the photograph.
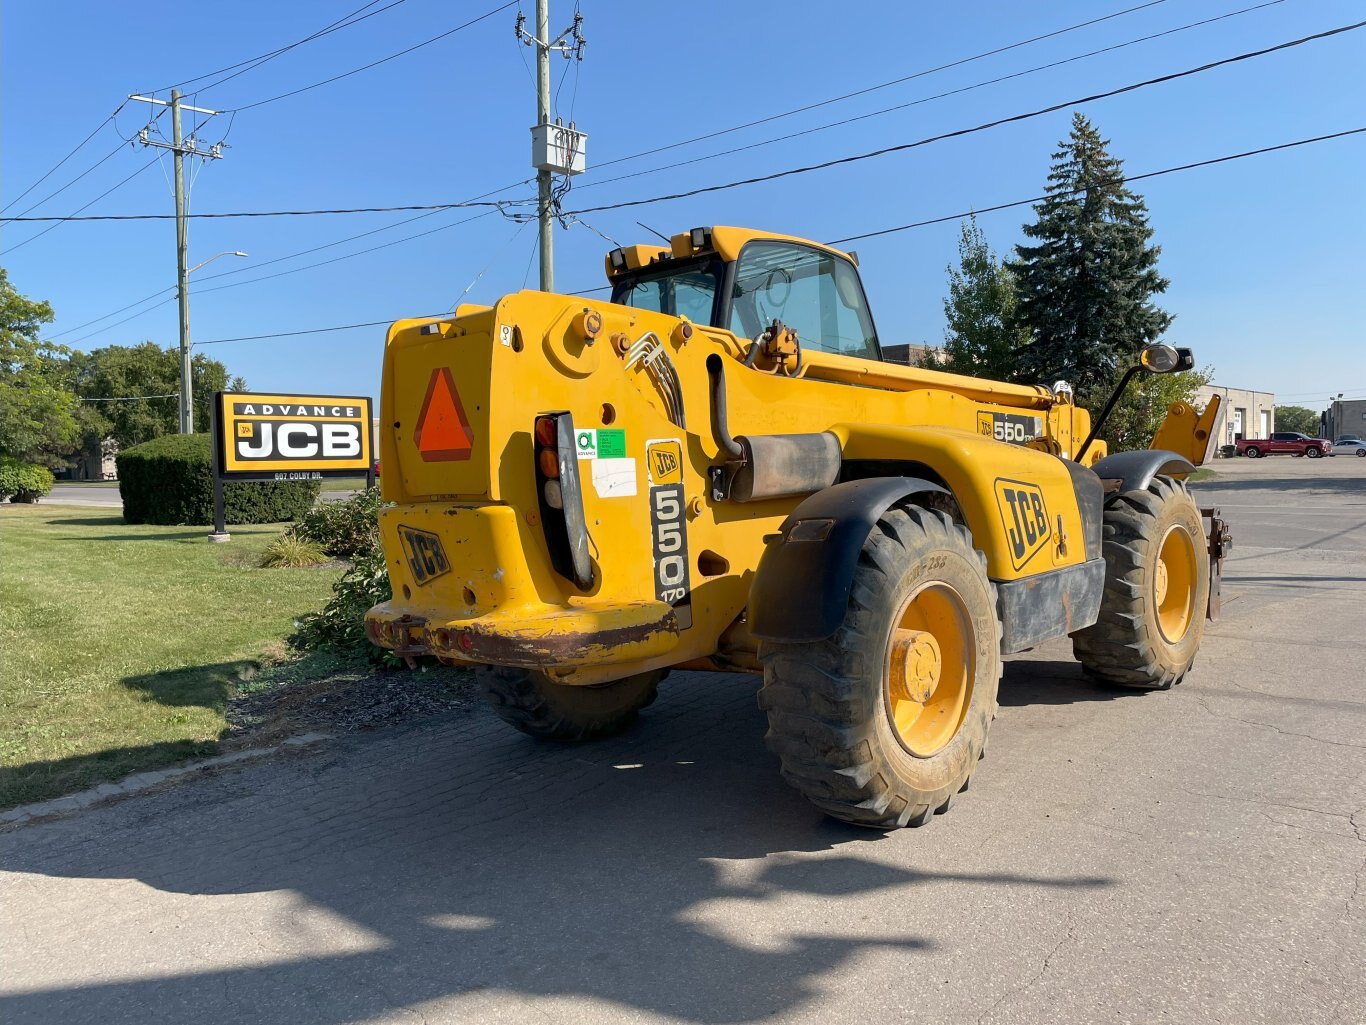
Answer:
[0,268,79,467]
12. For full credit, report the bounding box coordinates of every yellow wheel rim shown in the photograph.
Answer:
[885,581,975,757]
[1155,524,1198,643]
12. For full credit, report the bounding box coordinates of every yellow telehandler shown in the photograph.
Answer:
[366,225,1230,828]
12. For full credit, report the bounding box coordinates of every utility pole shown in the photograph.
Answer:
[535,0,553,292]
[129,91,224,433]
[517,3,586,293]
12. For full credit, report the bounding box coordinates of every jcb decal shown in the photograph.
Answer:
[994,478,1051,570]
[397,524,450,586]
[646,438,684,486]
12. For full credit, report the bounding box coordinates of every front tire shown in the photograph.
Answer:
[477,666,666,740]
[758,504,1001,828]
[1306,446,1322,458]
[1072,476,1209,690]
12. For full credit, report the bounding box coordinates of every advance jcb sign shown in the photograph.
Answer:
[215,392,373,479]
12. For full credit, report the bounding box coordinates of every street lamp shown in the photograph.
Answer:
[178,251,249,433]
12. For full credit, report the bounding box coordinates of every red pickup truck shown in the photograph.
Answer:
[1237,432,1332,458]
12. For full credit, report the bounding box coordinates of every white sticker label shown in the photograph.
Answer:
[575,429,598,459]
[591,457,637,498]
[499,325,513,347]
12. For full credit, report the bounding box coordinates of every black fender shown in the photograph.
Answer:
[748,477,949,643]
[1090,449,1196,499]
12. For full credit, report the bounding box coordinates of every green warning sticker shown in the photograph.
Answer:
[597,428,626,459]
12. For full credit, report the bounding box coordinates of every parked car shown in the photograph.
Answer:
[1334,435,1362,445]
[1236,432,1332,458]
[1330,438,1366,457]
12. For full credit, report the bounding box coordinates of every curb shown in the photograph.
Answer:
[0,732,333,827]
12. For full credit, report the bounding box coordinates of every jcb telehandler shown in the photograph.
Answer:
[366,226,1230,828]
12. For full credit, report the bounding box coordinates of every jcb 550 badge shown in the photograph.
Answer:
[978,411,1044,445]
[994,478,1051,570]
[397,524,450,586]
[646,440,692,629]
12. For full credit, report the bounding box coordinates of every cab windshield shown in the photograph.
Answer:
[729,242,880,360]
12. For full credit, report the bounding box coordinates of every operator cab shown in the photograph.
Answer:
[605,225,883,362]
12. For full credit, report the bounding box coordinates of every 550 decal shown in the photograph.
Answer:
[978,411,1044,445]
[646,440,692,629]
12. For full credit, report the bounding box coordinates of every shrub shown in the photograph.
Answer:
[0,457,55,502]
[117,433,320,526]
[292,548,399,666]
[287,486,382,558]
[260,534,329,568]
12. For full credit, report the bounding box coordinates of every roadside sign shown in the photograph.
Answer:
[209,391,374,541]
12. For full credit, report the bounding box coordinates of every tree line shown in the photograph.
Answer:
[0,267,244,472]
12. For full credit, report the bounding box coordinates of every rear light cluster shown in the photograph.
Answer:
[533,412,594,589]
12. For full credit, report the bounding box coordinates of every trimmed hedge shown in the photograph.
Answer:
[0,457,55,503]
[117,433,320,526]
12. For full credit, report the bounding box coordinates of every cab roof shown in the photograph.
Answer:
[603,225,857,280]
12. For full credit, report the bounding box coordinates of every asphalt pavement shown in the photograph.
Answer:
[2,455,1363,1025]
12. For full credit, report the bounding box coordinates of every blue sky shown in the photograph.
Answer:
[3,0,1363,410]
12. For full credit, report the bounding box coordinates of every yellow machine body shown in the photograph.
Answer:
[367,226,1203,685]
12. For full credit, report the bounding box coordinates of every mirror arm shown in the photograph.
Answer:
[1075,364,1143,463]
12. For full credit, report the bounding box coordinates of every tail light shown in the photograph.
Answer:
[533,412,594,589]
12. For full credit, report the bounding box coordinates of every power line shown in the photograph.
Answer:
[1,155,160,257]
[1,103,127,214]
[195,316,446,346]
[224,0,519,111]
[590,0,1175,173]
[161,0,404,97]
[187,124,1366,349]
[560,19,1366,218]
[577,0,1286,196]
[80,393,179,402]
[827,126,1366,245]
[13,19,1360,228]
[65,298,177,347]
[8,138,130,219]
[48,179,533,341]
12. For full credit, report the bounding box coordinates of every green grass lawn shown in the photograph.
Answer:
[0,506,343,808]
[1189,468,1218,482]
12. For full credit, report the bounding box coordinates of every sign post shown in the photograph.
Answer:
[210,391,375,542]
[209,398,230,542]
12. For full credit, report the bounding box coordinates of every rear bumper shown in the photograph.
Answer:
[365,501,680,668]
[366,598,680,668]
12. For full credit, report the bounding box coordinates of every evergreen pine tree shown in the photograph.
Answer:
[1010,113,1172,405]
[937,216,1029,380]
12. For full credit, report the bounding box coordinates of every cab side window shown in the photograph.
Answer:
[728,242,880,361]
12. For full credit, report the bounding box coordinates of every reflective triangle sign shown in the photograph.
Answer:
[414,367,473,462]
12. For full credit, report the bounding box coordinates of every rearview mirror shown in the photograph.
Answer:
[1140,343,1181,373]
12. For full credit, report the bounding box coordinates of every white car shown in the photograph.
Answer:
[1331,438,1366,457]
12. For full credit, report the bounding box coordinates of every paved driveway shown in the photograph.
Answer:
[2,458,1363,1025]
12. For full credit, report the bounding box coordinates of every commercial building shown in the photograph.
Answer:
[1194,385,1275,452]
[1325,397,1366,440]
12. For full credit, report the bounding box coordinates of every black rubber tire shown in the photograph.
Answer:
[1072,475,1209,690]
[1357,450,1365,458]
[757,504,1001,829]
[1306,446,1322,458]
[1244,446,1261,458]
[477,666,666,741]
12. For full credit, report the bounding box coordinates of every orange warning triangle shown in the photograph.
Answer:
[414,367,474,462]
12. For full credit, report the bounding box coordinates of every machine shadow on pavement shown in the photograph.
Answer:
[0,672,1112,1025]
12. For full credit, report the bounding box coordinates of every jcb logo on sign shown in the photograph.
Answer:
[233,422,362,461]
[646,439,683,486]
[397,524,450,586]
[994,478,1051,570]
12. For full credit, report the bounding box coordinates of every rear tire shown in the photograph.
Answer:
[1244,446,1260,458]
[758,504,1001,828]
[1072,475,1209,690]
[477,666,666,741]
